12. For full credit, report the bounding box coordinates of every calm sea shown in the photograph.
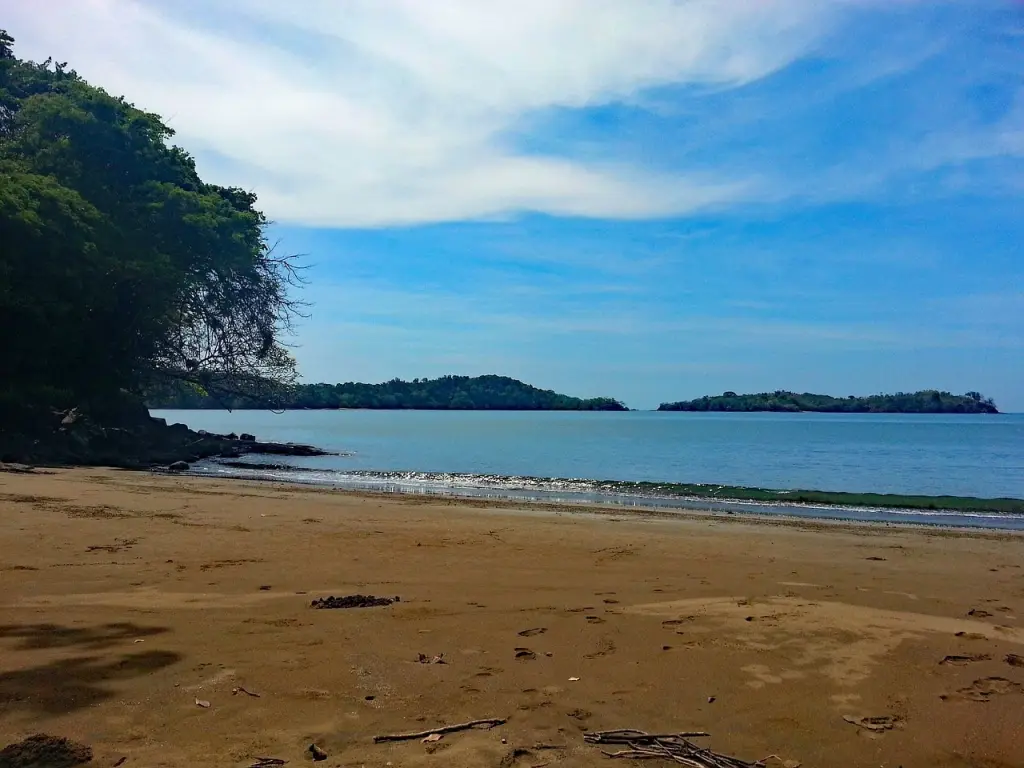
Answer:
[152,410,1024,529]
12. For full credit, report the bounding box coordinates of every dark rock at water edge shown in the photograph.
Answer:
[215,460,321,472]
[0,395,331,469]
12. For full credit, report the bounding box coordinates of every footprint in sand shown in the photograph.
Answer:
[941,677,1023,702]
[939,654,991,665]
[518,627,547,637]
[586,616,606,625]
[955,631,987,640]
[583,638,616,659]
[742,664,804,689]
[515,647,537,661]
[498,746,556,768]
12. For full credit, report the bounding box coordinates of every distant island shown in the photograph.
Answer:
[146,375,628,411]
[658,390,999,414]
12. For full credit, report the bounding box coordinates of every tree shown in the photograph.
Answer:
[0,31,302,417]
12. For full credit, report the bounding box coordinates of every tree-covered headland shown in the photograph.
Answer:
[147,374,627,411]
[0,31,301,463]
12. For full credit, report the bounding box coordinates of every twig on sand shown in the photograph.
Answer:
[373,718,507,743]
[584,730,762,768]
[586,731,711,743]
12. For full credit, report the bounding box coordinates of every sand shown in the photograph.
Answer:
[1,468,1023,768]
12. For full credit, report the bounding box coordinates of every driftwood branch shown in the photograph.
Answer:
[584,730,760,768]
[585,730,710,743]
[373,718,507,743]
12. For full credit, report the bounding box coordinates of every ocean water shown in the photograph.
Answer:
[152,410,1024,529]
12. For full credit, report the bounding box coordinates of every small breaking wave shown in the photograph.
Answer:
[188,460,1024,532]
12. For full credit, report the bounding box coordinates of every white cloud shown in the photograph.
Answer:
[0,0,835,226]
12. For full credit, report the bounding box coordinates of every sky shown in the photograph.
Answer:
[4,0,1023,410]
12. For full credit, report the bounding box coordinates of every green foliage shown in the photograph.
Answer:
[0,30,300,415]
[146,374,628,411]
[658,390,999,414]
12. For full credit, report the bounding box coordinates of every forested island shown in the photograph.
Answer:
[146,375,627,411]
[658,390,999,414]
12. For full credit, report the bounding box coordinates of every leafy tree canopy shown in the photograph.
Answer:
[0,30,302,422]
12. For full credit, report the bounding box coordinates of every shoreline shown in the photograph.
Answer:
[266,484,1024,540]
[1,467,1022,767]
[186,459,1024,531]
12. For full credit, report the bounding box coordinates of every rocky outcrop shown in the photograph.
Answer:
[0,398,329,469]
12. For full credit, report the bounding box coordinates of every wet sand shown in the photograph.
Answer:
[1,468,1023,767]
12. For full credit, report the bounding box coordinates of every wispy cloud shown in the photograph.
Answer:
[3,0,840,226]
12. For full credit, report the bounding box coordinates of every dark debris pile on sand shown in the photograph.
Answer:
[311,594,399,609]
[0,734,93,768]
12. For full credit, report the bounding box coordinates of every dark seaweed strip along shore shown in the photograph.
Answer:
[592,480,1024,515]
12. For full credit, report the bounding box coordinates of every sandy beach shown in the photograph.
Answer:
[1,468,1023,768]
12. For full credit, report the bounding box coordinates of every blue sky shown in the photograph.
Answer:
[5,1,1023,409]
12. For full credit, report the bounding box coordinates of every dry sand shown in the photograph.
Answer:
[1,468,1023,767]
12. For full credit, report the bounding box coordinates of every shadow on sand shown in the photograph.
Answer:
[0,622,181,717]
